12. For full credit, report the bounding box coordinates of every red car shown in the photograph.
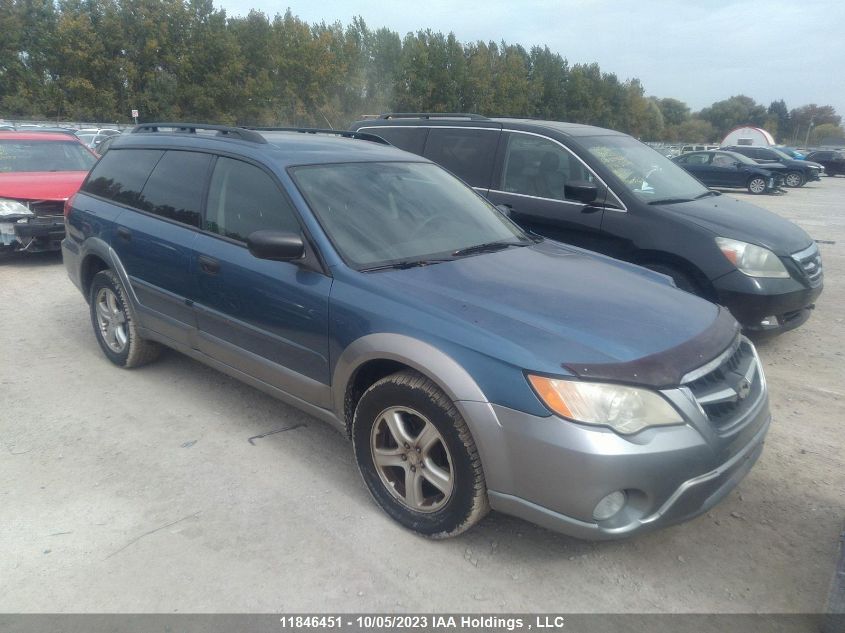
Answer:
[0,131,97,253]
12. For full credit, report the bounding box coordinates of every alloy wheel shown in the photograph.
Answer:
[95,287,128,353]
[370,406,454,513]
[748,177,766,194]
[785,172,803,187]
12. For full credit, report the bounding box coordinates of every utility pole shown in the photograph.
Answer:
[804,116,815,148]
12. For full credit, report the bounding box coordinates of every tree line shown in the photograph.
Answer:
[1,0,843,144]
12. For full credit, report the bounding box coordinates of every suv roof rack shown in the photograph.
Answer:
[377,113,490,121]
[132,123,268,144]
[244,127,390,145]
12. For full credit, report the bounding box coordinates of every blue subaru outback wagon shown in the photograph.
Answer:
[63,124,770,539]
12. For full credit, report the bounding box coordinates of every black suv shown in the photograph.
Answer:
[351,113,824,336]
[804,150,845,177]
[721,145,824,187]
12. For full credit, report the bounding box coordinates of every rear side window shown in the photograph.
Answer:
[204,157,300,242]
[364,127,428,155]
[423,128,499,188]
[82,149,163,207]
[137,151,211,227]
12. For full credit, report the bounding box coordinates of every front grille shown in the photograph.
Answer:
[684,337,762,431]
[792,242,823,287]
[28,200,65,217]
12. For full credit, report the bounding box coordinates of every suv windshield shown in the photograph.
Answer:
[582,135,710,204]
[0,140,97,173]
[290,161,530,269]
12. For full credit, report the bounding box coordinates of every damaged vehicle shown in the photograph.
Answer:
[0,131,97,254]
[64,124,771,539]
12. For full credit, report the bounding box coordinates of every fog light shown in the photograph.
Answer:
[593,491,626,521]
[760,315,779,328]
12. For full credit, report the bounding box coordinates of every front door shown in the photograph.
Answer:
[188,156,333,407]
[486,132,607,251]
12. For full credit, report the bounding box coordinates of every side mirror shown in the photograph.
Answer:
[564,181,599,204]
[247,230,304,262]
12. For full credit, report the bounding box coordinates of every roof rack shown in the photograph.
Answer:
[377,113,490,121]
[243,127,390,145]
[131,123,267,144]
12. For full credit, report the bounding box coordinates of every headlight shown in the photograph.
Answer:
[715,237,789,278]
[527,375,684,435]
[0,199,33,218]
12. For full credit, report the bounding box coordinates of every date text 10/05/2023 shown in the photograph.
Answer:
[278,616,567,630]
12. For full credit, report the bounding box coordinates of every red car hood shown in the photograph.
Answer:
[0,171,88,201]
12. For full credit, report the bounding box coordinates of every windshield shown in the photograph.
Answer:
[0,140,97,173]
[291,162,530,269]
[768,148,792,160]
[582,134,710,203]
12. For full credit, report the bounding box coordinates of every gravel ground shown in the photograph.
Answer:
[0,178,843,614]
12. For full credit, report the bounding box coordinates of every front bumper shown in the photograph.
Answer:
[0,216,65,252]
[457,347,770,540]
[713,269,822,336]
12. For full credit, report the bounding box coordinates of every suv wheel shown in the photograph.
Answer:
[352,370,489,538]
[89,269,161,367]
[747,176,767,194]
[784,171,804,187]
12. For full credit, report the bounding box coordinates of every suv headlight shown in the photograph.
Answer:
[715,237,789,278]
[527,375,684,435]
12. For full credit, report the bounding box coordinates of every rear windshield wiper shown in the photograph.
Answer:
[452,240,526,257]
[359,258,452,272]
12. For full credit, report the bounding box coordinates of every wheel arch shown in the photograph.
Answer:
[630,250,717,302]
[332,334,488,437]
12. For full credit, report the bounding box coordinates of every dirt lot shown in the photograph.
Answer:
[0,178,843,614]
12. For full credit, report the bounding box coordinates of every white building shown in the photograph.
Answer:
[721,126,775,147]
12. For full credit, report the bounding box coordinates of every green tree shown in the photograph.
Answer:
[698,95,767,139]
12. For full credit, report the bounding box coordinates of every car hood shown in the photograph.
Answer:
[367,241,734,384]
[0,171,88,201]
[659,196,812,255]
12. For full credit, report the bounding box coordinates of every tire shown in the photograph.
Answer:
[89,269,161,368]
[747,176,767,194]
[643,263,700,295]
[784,171,804,187]
[352,370,488,538]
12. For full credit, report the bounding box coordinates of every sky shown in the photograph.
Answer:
[215,0,845,118]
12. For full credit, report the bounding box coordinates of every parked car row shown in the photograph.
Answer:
[62,121,781,540]
[1,115,826,541]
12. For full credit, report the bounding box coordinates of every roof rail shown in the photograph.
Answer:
[131,123,267,144]
[243,127,391,145]
[377,113,490,121]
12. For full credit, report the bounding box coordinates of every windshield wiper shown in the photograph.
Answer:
[647,198,694,205]
[359,258,452,272]
[452,240,526,257]
[695,190,720,199]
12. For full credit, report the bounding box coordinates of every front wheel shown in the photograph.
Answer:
[747,176,768,194]
[643,263,701,296]
[352,370,489,538]
[784,171,804,187]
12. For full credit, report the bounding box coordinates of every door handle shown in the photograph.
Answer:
[116,226,131,241]
[198,255,220,275]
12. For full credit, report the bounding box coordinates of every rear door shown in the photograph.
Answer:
[87,148,211,346]
[421,127,501,194]
[486,131,608,250]
[189,156,332,406]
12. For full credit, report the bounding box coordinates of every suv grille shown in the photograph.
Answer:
[683,337,762,431]
[792,242,823,287]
